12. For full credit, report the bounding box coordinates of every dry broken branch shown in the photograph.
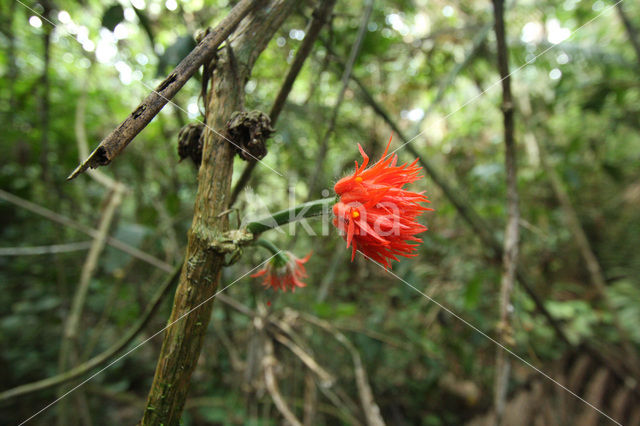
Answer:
[67,0,255,180]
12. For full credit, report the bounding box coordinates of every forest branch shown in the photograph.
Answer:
[0,189,173,272]
[307,0,373,199]
[263,339,304,426]
[67,0,255,180]
[139,2,297,423]
[0,265,181,402]
[230,0,337,206]
[491,0,520,423]
[56,184,124,421]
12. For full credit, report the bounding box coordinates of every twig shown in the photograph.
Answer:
[67,0,255,180]
[81,269,127,361]
[521,107,640,376]
[306,0,374,199]
[214,296,363,424]
[263,339,304,426]
[212,318,244,372]
[270,0,336,124]
[424,21,493,119]
[270,332,334,387]
[57,184,124,420]
[150,196,181,264]
[303,371,317,426]
[298,313,385,426]
[0,242,92,256]
[0,189,173,272]
[334,323,409,351]
[316,244,343,302]
[0,264,181,402]
[316,385,363,425]
[61,186,124,350]
[491,1,519,423]
[216,293,256,317]
[230,0,337,206]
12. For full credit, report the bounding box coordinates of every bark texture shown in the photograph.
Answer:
[139,1,296,424]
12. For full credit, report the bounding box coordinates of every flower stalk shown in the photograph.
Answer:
[246,197,335,235]
[255,238,289,263]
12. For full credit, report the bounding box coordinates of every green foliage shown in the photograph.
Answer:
[1,0,639,424]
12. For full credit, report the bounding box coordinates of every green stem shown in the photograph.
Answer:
[246,197,335,235]
[256,238,282,255]
[255,239,290,265]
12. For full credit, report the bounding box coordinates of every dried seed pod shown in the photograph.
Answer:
[226,110,274,161]
[177,122,204,167]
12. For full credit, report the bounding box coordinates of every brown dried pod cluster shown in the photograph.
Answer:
[178,110,273,167]
[225,110,274,161]
[177,122,204,167]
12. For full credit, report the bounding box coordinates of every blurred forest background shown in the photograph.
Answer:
[1,0,640,424]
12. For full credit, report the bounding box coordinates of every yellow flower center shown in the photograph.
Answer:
[351,209,360,219]
[355,176,363,183]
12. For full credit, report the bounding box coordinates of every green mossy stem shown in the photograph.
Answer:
[245,197,336,235]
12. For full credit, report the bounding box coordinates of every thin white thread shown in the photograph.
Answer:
[18,253,280,425]
[390,0,624,156]
[14,0,625,423]
[361,253,622,426]
[15,0,284,177]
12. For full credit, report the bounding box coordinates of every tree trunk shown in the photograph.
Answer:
[139,1,296,424]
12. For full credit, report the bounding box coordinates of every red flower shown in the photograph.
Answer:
[333,136,432,269]
[251,251,312,292]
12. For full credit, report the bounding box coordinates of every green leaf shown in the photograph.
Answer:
[102,4,124,32]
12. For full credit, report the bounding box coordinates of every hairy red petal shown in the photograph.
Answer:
[333,137,432,269]
[252,252,312,292]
